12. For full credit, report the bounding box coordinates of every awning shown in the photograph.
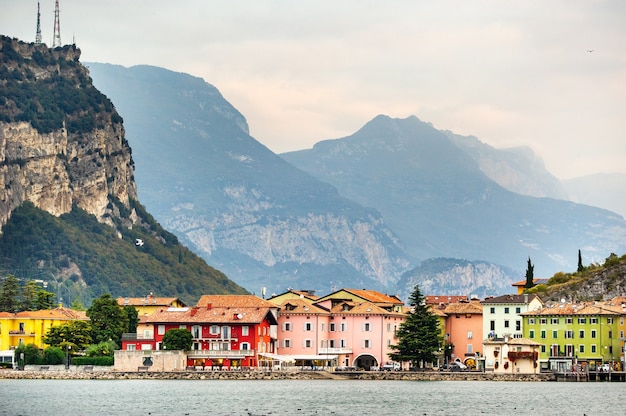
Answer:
[258,353,338,362]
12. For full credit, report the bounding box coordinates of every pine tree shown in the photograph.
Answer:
[0,275,21,312]
[388,284,442,368]
[524,257,534,289]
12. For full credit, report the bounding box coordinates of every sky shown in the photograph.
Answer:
[2,0,625,179]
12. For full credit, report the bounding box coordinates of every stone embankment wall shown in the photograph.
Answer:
[1,368,555,382]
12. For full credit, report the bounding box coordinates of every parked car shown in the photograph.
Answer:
[381,362,401,371]
[598,364,611,372]
[448,361,467,372]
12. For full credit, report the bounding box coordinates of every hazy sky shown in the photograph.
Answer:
[3,0,625,179]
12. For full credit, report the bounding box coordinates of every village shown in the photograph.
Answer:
[1,276,625,381]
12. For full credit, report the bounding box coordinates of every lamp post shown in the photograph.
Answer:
[65,344,71,371]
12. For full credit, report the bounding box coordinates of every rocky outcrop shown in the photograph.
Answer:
[0,36,137,231]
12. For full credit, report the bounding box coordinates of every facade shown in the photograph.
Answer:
[522,301,623,372]
[483,337,541,374]
[481,294,543,340]
[116,295,187,317]
[0,307,88,350]
[121,295,279,369]
[269,288,406,369]
[441,300,483,366]
[511,279,549,294]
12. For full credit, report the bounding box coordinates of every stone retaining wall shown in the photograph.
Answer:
[0,369,555,382]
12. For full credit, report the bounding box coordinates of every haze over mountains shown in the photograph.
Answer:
[86,63,626,300]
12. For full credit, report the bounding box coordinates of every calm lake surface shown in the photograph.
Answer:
[1,379,623,416]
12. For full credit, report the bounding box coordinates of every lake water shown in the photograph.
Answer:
[0,379,622,416]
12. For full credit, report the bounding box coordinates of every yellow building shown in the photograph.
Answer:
[117,295,187,317]
[0,308,88,350]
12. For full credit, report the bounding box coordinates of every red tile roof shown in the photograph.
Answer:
[147,304,274,325]
[117,296,185,307]
[196,295,276,309]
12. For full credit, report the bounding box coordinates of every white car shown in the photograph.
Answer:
[598,364,611,372]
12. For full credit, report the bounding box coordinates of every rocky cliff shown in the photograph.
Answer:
[0,36,137,231]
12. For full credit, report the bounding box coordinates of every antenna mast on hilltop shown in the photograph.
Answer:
[52,0,61,47]
[35,2,43,44]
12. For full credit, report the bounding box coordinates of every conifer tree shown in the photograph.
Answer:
[577,249,584,272]
[524,257,534,289]
[388,284,442,368]
[0,275,21,312]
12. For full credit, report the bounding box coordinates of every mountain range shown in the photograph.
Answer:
[85,63,626,300]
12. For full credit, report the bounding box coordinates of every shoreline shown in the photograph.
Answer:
[0,368,556,381]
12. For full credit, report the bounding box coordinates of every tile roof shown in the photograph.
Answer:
[1,308,88,320]
[279,299,329,315]
[196,295,276,309]
[147,304,276,325]
[443,300,483,314]
[511,278,549,287]
[521,301,622,316]
[340,289,403,305]
[425,295,468,305]
[117,296,185,307]
[481,294,540,305]
[329,301,405,317]
[483,337,541,346]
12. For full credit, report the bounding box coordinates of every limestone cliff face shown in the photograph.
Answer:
[0,36,137,230]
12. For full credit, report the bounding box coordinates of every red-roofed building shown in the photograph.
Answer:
[121,295,279,369]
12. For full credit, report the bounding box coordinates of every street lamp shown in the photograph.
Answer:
[65,345,71,370]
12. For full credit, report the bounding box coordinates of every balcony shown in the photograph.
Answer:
[122,333,154,341]
[318,347,353,355]
[8,330,35,337]
[186,349,255,359]
[508,351,538,361]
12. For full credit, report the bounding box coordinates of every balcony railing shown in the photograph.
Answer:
[318,347,353,355]
[8,330,35,337]
[186,349,255,358]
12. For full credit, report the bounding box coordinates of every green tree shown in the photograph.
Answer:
[36,289,56,310]
[43,320,93,351]
[388,284,442,368]
[524,257,535,289]
[20,281,38,311]
[87,294,129,345]
[43,346,65,365]
[162,328,193,351]
[123,305,139,333]
[84,340,117,357]
[14,343,43,365]
[0,275,21,312]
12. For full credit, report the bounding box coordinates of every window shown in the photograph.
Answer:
[515,321,521,331]
[321,323,325,332]
[528,318,535,325]
[490,321,495,331]
[540,330,546,339]
[579,330,585,339]
[329,339,335,348]
[578,318,587,324]
[304,322,313,331]
[564,330,574,339]
[579,345,585,354]
[552,330,558,339]
[540,318,547,325]
[591,344,597,354]
[467,344,473,354]
[303,339,312,348]
[329,323,336,332]
[283,322,292,332]
[607,318,613,324]
[340,339,347,348]
[157,325,165,335]
[590,318,598,324]
[222,326,230,339]
[608,331,613,339]
[467,330,473,339]
[210,325,219,335]
[19,322,25,332]
[541,345,546,353]
[363,339,371,348]
[179,324,187,330]
[529,330,535,339]
[566,318,573,324]
[340,323,347,332]
[515,307,521,314]
[192,325,201,338]
[490,307,495,314]
[241,342,250,350]
[363,322,372,332]
[504,320,510,328]
[551,318,559,325]
[591,330,597,339]
[126,344,136,351]
[387,323,392,332]
[242,326,249,336]
[504,307,510,314]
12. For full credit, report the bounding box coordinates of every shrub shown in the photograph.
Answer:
[44,346,64,365]
[71,356,114,366]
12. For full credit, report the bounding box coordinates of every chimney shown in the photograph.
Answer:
[206,303,212,310]
[191,306,198,317]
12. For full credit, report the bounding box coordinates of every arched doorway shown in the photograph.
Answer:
[354,354,378,370]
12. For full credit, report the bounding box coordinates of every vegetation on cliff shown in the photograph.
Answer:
[525,253,626,302]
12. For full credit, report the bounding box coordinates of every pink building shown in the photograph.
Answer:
[269,289,406,369]
[442,299,483,367]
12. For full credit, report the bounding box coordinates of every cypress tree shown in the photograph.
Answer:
[524,257,534,289]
